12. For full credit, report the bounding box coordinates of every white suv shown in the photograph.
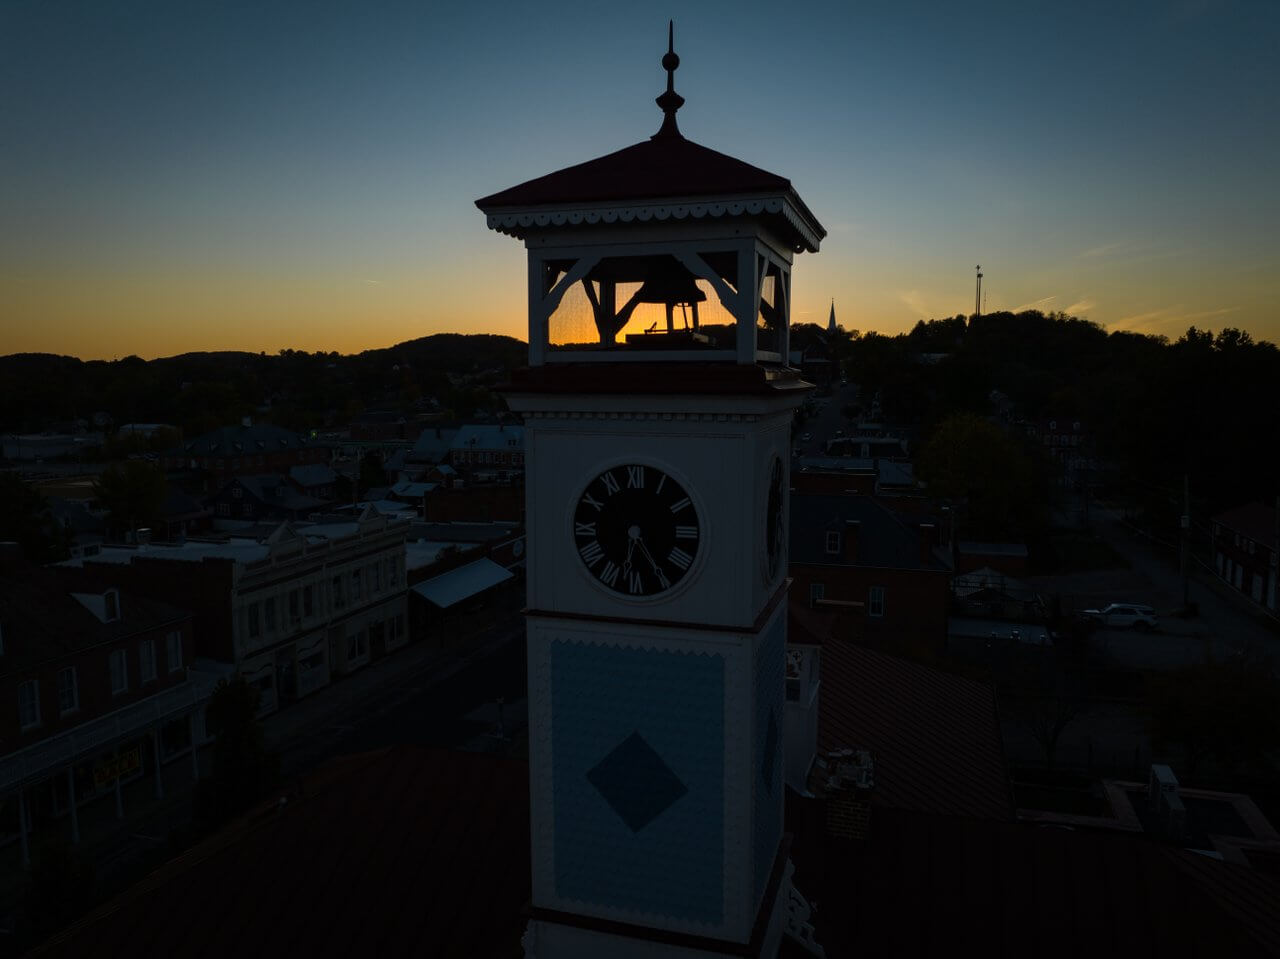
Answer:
[1082,603,1159,630]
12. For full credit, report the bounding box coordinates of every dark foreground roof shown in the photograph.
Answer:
[36,745,1280,958]
[811,627,1013,821]
[787,799,1280,959]
[34,747,531,959]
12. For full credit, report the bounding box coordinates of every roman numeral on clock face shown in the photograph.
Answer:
[573,463,700,597]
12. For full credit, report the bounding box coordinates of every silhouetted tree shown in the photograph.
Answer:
[194,677,279,831]
[93,460,166,539]
[916,412,1047,541]
[1149,654,1280,780]
[0,474,71,562]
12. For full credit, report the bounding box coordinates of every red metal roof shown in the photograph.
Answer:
[795,607,1014,821]
[785,799,1280,959]
[1214,502,1278,545]
[475,135,792,210]
[34,747,531,959]
[35,726,1280,957]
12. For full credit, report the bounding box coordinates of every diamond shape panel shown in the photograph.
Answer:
[587,730,689,832]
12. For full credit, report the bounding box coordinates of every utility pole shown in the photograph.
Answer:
[1181,474,1191,607]
[974,265,983,318]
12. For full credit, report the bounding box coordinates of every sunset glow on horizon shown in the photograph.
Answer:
[3,0,1277,361]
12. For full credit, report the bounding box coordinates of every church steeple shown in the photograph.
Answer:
[828,299,837,333]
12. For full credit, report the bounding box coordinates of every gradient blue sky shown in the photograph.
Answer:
[2,0,1277,359]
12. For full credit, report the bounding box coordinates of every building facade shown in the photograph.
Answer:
[63,507,410,716]
[1,561,213,866]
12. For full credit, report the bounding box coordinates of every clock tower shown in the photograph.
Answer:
[478,25,824,958]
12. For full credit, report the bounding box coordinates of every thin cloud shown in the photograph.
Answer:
[363,278,382,286]
[1065,299,1096,316]
[1012,295,1057,312]
[1108,305,1240,334]
[898,290,930,316]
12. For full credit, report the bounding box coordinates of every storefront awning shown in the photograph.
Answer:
[411,558,514,609]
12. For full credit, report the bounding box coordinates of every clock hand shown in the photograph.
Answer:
[622,526,639,578]
[633,535,670,589]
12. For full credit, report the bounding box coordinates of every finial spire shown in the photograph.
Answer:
[653,20,685,140]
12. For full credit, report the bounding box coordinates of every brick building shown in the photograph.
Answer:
[789,493,952,657]
[1212,502,1278,612]
[60,506,410,716]
[0,557,213,866]
[162,423,330,482]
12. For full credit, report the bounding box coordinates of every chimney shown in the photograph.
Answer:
[843,520,860,563]
[919,523,936,565]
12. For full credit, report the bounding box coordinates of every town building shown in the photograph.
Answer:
[789,493,952,658]
[161,423,330,483]
[58,506,409,716]
[1212,501,1278,612]
[0,555,213,867]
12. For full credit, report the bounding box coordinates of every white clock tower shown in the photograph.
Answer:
[478,25,825,959]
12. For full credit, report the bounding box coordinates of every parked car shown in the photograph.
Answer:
[1081,603,1159,630]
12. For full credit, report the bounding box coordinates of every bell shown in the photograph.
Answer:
[634,256,706,331]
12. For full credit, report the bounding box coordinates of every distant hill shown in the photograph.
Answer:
[0,333,529,436]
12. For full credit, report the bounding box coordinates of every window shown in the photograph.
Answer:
[217,502,231,516]
[289,589,300,622]
[868,586,886,618]
[352,568,362,601]
[303,584,314,618]
[825,531,841,554]
[247,602,261,639]
[346,629,368,662]
[110,649,128,695]
[140,640,157,683]
[19,679,40,729]
[372,563,382,592]
[264,597,276,632]
[58,667,79,715]
[103,589,119,622]
[809,583,825,605]
[332,576,345,609]
[166,631,183,672]
[243,501,254,517]
[232,486,242,498]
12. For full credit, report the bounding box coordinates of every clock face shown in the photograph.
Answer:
[573,463,700,597]
[765,456,784,581]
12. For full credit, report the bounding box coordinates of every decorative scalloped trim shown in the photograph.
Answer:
[486,195,821,252]
[524,410,760,423]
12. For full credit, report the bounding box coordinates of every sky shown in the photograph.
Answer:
[1,0,1277,360]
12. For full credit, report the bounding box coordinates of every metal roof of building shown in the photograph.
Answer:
[791,607,1014,822]
[410,558,513,608]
